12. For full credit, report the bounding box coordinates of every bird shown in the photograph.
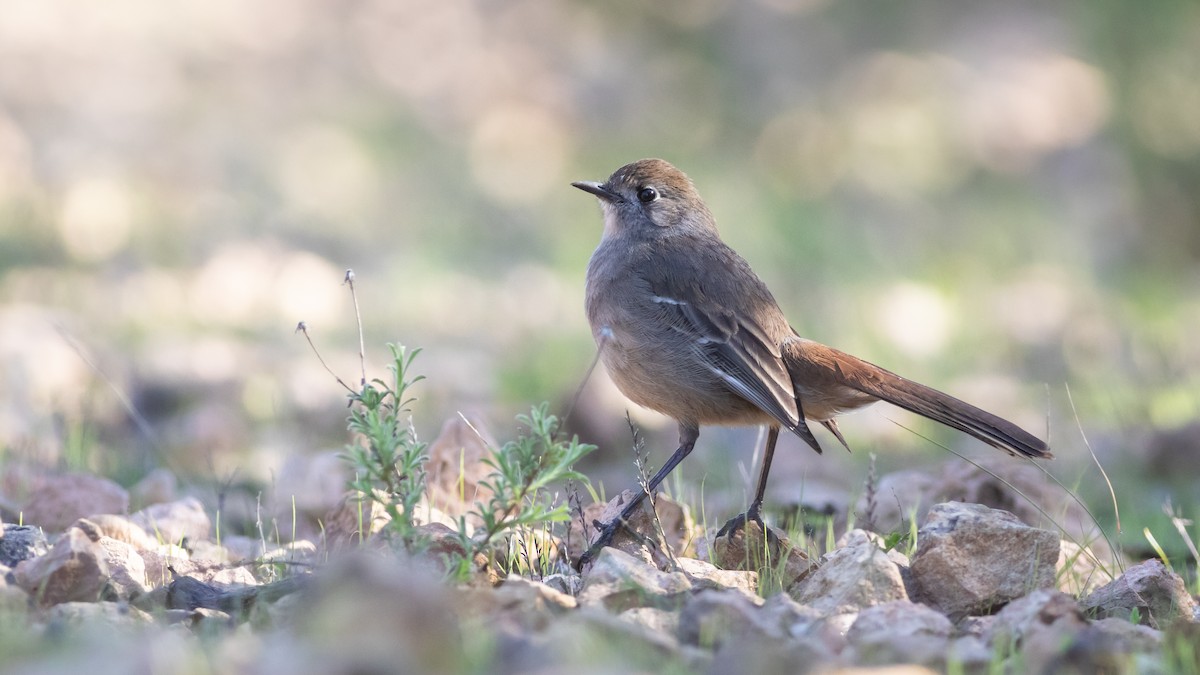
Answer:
[571,158,1051,568]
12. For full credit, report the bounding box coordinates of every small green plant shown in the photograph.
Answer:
[452,403,594,578]
[342,342,429,549]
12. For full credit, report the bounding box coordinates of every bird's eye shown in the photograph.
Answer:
[637,187,659,203]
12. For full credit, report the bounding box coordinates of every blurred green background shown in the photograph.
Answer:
[1,0,1197,549]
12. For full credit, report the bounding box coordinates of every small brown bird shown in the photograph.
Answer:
[572,158,1051,567]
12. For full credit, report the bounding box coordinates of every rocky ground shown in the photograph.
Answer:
[1,428,1198,674]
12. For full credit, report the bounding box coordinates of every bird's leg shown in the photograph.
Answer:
[576,423,700,569]
[716,425,782,551]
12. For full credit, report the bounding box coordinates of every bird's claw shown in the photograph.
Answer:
[716,508,782,551]
[575,517,622,571]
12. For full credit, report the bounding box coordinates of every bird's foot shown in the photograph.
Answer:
[575,517,624,571]
[716,507,782,552]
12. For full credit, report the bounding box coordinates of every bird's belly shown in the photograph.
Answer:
[597,327,771,427]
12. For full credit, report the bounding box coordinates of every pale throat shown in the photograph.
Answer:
[600,202,622,240]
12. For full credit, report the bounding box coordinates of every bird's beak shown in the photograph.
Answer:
[571,181,621,202]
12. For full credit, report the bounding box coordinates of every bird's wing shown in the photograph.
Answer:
[636,246,802,432]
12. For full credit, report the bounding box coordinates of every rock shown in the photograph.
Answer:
[706,518,814,589]
[79,514,156,550]
[859,461,1113,564]
[96,531,149,600]
[577,547,693,611]
[25,514,148,598]
[14,520,109,606]
[129,497,210,545]
[846,600,954,643]
[423,413,497,521]
[759,593,824,639]
[853,468,940,535]
[789,529,908,614]
[273,451,348,538]
[946,636,995,672]
[677,588,770,648]
[1081,558,1197,629]
[456,574,578,634]
[988,588,1089,671]
[647,493,700,558]
[908,502,1059,619]
[540,572,582,597]
[1143,420,1200,480]
[577,490,674,569]
[130,468,177,507]
[0,524,49,567]
[675,556,759,595]
[291,553,465,674]
[620,606,679,635]
[21,473,129,531]
[221,535,266,562]
[708,631,838,675]
[1085,617,1164,653]
[0,583,30,616]
[1057,539,1115,595]
[846,633,954,669]
[259,539,319,567]
[139,544,192,587]
[152,557,257,594]
[495,575,577,611]
[45,601,155,628]
[1035,617,1164,674]
[320,490,392,551]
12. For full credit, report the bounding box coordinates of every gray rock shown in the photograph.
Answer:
[675,556,759,595]
[620,606,679,635]
[574,490,686,569]
[494,574,577,612]
[989,588,1088,644]
[844,600,956,669]
[759,593,824,639]
[540,572,582,597]
[705,518,814,589]
[677,588,771,649]
[846,632,953,669]
[577,547,693,611]
[988,588,1089,673]
[21,472,129,531]
[130,468,177,508]
[1086,617,1164,653]
[273,450,349,537]
[321,490,392,552]
[1038,618,1165,674]
[45,601,155,629]
[454,574,576,636]
[789,529,908,615]
[0,524,48,567]
[859,461,1114,565]
[78,514,156,550]
[541,607,702,671]
[289,553,465,674]
[422,414,497,523]
[708,631,838,675]
[96,532,149,600]
[847,600,953,642]
[1057,539,1115,595]
[14,520,109,606]
[130,496,210,545]
[1081,558,1197,629]
[909,501,1059,619]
